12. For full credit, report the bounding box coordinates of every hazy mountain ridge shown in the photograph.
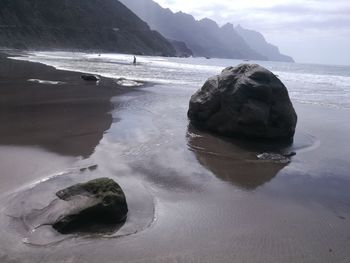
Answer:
[120,0,294,62]
[120,0,267,60]
[168,39,193,57]
[235,25,294,62]
[0,0,176,56]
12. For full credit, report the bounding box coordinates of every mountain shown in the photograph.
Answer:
[0,0,176,56]
[120,0,267,60]
[235,25,294,62]
[168,39,193,58]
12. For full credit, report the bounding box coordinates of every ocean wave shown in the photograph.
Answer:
[11,51,350,109]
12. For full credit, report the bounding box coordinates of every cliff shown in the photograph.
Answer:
[120,0,266,60]
[235,25,294,62]
[0,0,176,56]
[168,39,193,57]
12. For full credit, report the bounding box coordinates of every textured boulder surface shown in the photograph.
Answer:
[188,64,297,140]
[53,178,128,234]
[81,75,100,81]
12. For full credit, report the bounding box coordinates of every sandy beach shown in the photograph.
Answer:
[1,52,350,263]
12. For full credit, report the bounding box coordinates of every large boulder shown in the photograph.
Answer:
[188,64,297,140]
[53,178,128,234]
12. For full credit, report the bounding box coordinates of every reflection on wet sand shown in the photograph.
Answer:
[0,103,113,158]
[0,54,156,249]
[0,53,129,158]
[187,125,290,189]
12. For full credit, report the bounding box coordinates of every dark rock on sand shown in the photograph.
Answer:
[81,75,100,81]
[79,165,98,172]
[53,178,128,234]
[188,64,297,140]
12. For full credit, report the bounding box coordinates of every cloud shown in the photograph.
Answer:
[155,0,350,32]
[261,2,350,15]
[154,0,350,65]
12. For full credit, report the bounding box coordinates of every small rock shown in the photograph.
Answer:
[88,165,98,171]
[257,152,296,163]
[53,178,128,234]
[81,74,100,81]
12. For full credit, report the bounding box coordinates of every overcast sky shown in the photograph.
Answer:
[155,0,350,65]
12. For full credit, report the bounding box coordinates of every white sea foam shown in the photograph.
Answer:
[11,51,350,109]
[28,79,65,85]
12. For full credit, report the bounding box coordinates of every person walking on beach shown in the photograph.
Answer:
[133,56,136,65]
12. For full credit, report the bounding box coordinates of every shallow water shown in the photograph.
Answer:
[12,51,350,109]
[3,167,154,247]
[1,53,350,262]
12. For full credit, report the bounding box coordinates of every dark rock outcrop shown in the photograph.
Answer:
[53,178,128,234]
[0,0,176,56]
[188,64,297,140]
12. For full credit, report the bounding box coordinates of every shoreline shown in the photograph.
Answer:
[0,51,144,194]
[0,51,145,158]
[1,51,350,263]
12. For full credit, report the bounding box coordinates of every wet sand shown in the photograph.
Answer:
[0,52,139,158]
[1,53,350,263]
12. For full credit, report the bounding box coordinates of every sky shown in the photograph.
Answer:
[155,0,350,65]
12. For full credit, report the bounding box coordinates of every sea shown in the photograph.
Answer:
[12,51,350,109]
